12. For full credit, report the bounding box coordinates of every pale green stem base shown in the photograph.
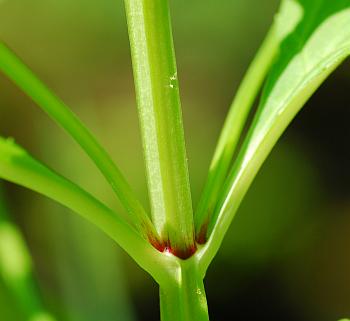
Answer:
[159,260,209,321]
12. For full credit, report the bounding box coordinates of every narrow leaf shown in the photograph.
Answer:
[201,0,350,269]
[195,0,303,241]
[0,42,155,240]
[0,137,168,281]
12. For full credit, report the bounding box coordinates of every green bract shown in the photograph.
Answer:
[0,0,349,320]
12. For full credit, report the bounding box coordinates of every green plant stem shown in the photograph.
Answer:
[0,42,154,240]
[124,0,195,255]
[0,137,174,284]
[159,259,209,321]
[194,25,279,241]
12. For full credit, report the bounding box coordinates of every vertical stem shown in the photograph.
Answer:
[159,260,210,321]
[124,0,195,256]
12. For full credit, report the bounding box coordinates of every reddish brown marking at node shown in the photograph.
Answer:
[148,234,165,252]
[149,236,197,259]
[170,243,197,260]
[196,220,209,244]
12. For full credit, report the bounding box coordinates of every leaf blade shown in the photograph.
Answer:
[200,0,350,270]
[194,0,303,241]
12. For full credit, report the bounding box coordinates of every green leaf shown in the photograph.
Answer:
[0,137,170,282]
[194,0,303,241]
[200,0,350,270]
[0,188,57,320]
[124,0,195,256]
[0,42,155,240]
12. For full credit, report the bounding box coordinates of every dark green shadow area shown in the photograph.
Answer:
[0,183,7,220]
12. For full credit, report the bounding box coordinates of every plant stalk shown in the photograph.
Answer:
[124,0,195,256]
[159,259,210,321]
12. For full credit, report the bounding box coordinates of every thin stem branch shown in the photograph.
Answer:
[0,137,173,283]
[124,0,195,256]
[0,42,155,241]
[194,26,279,242]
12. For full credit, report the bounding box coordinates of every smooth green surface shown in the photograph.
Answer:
[194,0,303,241]
[124,0,195,255]
[201,0,350,270]
[0,137,172,283]
[0,42,154,240]
[160,258,209,321]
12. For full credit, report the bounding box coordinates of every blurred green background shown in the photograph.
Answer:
[0,0,350,320]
